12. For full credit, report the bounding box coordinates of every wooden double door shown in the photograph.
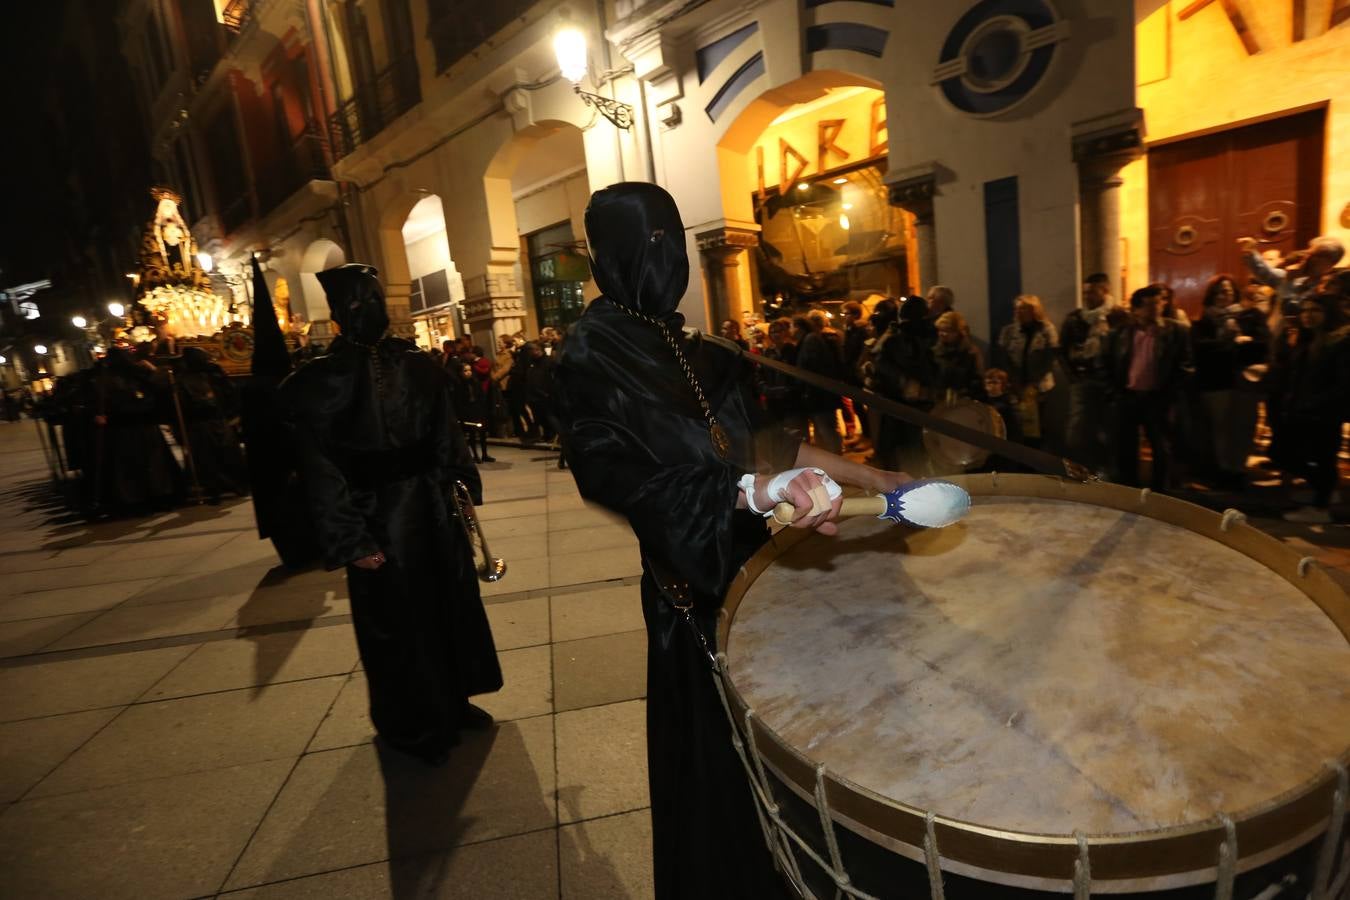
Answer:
[1148,108,1324,317]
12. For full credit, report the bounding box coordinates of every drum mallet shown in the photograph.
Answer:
[772,479,971,529]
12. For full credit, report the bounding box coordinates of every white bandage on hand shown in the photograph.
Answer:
[767,467,842,511]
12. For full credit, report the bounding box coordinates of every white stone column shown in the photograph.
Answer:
[887,166,939,292]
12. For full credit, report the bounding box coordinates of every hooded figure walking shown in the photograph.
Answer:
[555,183,907,899]
[278,264,502,765]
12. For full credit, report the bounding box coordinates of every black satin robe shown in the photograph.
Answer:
[176,351,248,499]
[91,354,183,514]
[557,299,796,899]
[278,334,502,760]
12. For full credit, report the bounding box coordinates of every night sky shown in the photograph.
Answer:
[0,1,149,312]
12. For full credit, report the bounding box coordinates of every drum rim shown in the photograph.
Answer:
[717,473,1350,890]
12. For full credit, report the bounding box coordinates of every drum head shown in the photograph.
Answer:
[727,495,1350,839]
[922,399,1005,473]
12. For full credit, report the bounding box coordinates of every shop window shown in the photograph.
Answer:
[753,162,909,308]
[421,269,451,309]
[526,222,590,330]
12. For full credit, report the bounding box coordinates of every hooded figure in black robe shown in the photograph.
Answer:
[554,183,800,899]
[241,256,318,568]
[91,348,183,515]
[277,264,502,765]
[175,347,249,500]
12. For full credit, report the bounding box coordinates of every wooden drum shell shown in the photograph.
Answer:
[716,474,1350,894]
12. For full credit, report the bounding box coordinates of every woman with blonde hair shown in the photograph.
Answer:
[933,310,984,400]
[995,294,1059,445]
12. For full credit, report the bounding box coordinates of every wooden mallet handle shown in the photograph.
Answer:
[771,492,884,526]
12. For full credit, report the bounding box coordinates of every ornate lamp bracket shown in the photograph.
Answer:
[574,85,635,130]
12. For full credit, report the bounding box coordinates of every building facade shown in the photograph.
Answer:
[117,0,351,329]
[118,0,1350,351]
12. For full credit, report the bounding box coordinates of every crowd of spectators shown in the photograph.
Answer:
[12,233,1346,525]
[746,235,1349,524]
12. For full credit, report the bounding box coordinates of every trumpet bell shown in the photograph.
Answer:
[482,557,507,582]
[452,480,507,584]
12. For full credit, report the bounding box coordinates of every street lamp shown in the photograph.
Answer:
[554,26,634,130]
[34,344,47,355]
[72,315,87,328]
[108,302,126,318]
[197,252,214,273]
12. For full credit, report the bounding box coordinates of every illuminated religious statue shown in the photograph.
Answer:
[130,186,223,340]
[152,188,195,271]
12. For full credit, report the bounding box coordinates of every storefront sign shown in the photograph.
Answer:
[756,95,888,194]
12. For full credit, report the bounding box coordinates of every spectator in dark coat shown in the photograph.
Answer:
[1272,294,1349,523]
[932,310,984,401]
[524,342,556,442]
[760,317,806,441]
[794,310,845,452]
[872,296,936,471]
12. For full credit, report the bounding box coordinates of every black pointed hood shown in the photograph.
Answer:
[317,263,388,344]
[584,182,688,321]
[251,255,293,378]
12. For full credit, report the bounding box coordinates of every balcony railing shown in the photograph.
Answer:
[258,119,333,215]
[326,56,421,160]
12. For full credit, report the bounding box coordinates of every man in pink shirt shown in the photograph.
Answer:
[1105,286,1189,489]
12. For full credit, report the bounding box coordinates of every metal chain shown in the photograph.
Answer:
[611,302,723,439]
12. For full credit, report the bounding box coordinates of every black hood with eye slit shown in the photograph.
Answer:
[317,264,389,344]
[584,182,689,321]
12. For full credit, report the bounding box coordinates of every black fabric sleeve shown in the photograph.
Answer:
[563,388,742,601]
[289,421,380,571]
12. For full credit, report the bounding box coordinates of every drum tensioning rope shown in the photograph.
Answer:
[710,644,1347,899]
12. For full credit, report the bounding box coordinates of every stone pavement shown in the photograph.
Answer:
[0,418,653,899]
[3,418,1348,900]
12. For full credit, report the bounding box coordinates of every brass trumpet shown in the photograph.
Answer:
[452,480,506,583]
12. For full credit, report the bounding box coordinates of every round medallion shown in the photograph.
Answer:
[934,0,1066,117]
[710,423,731,459]
[1261,210,1290,234]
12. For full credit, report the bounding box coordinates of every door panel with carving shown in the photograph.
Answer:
[1148,109,1324,318]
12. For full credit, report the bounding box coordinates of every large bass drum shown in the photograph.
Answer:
[716,475,1350,899]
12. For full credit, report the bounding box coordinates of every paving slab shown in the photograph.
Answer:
[307,672,373,752]
[0,576,166,622]
[29,675,345,796]
[226,718,557,889]
[0,644,197,722]
[44,592,250,650]
[553,630,647,712]
[143,624,360,701]
[549,545,644,588]
[0,612,99,658]
[555,699,649,824]
[0,758,293,900]
[560,809,655,900]
[548,524,639,556]
[550,583,646,643]
[222,830,560,899]
[484,594,550,649]
[0,707,120,802]
[477,644,552,722]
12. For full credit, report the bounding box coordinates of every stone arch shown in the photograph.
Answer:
[297,238,346,322]
[715,69,885,224]
[475,119,594,342]
[704,70,906,325]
